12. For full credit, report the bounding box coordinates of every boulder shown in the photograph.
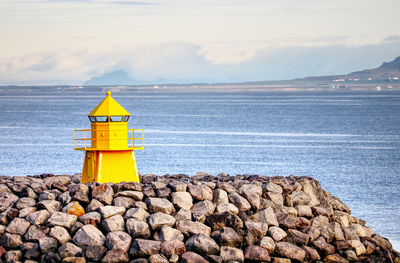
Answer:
[176,220,211,237]
[252,207,279,226]
[39,237,58,253]
[0,192,18,212]
[85,245,107,261]
[160,239,186,256]
[211,227,242,248]
[154,225,184,242]
[228,192,251,210]
[15,197,36,209]
[50,226,71,245]
[181,251,209,263]
[124,207,150,221]
[148,212,176,230]
[146,197,175,214]
[220,246,244,263]
[192,200,216,223]
[113,196,135,208]
[73,224,106,248]
[276,242,306,261]
[268,226,287,242]
[186,233,219,256]
[106,231,132,252]
[188,184,213,201]
[79,211,101,226]
[26,209,50,225]
[115,190,144,200]
[47,211,77,229]
[259,236,276,254]
[6,217,30,235]
[244,245,270,262]
[130,239,162,257]
[98,205,126,219]
[24,225,46,241]
[92,184,114,205]
[171,191,193,210]
[205,212,243,230]
[102,249,129,263]
[69,184,90,203]
[102,214,125,232]
[0,232,22,248]
[126,218,151,238]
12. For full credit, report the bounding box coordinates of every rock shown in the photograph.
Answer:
[324,253,349,263]
[192,200,216,222]
[115,190,144,200]
[43,175,71,188]
[125,207,150,221]
[244,245,270,262]
[288,229,310,245]
[63,256,87,263]
[268,226,287,242]
[18,206,37,218]
[287,191,311,206]
[239,184,262,210]
[213,189,229,205]
[130,239,162,257]
[171,191,193,210]
[312,236,335,255]
[85,245,107,261]
[156,187,171,198]
[302,245,321,261]
[50,226,71,245]
[264,182,283,194]
[38,237,58,253]
[5,250,23,261]
[181,251,209,263]
[215,203,239,214]
[0,232,22,248]
[26,209,50,225]
[98,205,126,219]
[24,225,46,241]
[102,214,125,232]
[58,191,72,205]
[343,249,358,261]
[69,184,90,203]
[276,213,299,229]
[92,184,114,205]
[47,211,77,228]
[106,231,132,252]
[216,182,237,193]
[266,192,284,206]
[372,234,392,250]
[206,212,243,231]
[167,181,188,192]
[126,218,151,238]
[148,212,176,230]
[188,184,213,201]
[149,253,169,263]
[79,211,101,226]
[41,251,62,262]
[86,199,104,212]
[252,207,279,226]
[160,239,186,256]
[175,208,192,221]
[102,249,129,263]
[142,185,156,197]
[228,192,251,210]
[186,233,219,256]
[113,196,135,208]
[348,240,366,256]
[146,197,175,214]
[176,220,211,237]
[220,246,244,263]
[276,242,306,261]
[0,192,18,212]
[15,197,36,209]
[70,221,84,235]
[259,236,276,254]
[6,217,30,235]
[73,224,106,248]
[296,205,313,218]
[331,222,345,241]
[154,225,184,242]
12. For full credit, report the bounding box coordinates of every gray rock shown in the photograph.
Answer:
[58,242,83,258]
[98,205,126,219]
[171,192,193,210]
[192,200,216,223]
[58,191,72,205]
[154,225,184,242]
[220,246,244,263]
[102,214,125,232]
[6,217,30,235]
[73,224,106,248]
[228,192,251,210]
[50,226,71,245]
[113,196,135,208]
[148,212,176,230]
[102,249,129,263]
[252,207,279,226]
[106,231,132,252]
[44,175,71,188]
[211,227,242,248]
[79,211,101,226]
[5,250,23,262]
[39,237,58,253]
[69,183,90,203]
[124,207,150,221]
[276,242,306,261]
[86,199,104,212]
[126,218,151,238]
[47,211,77,228]
[38,199,62,213]
[186,233,219,256]
[130,239,162,257]
[26,209,50,225]
[0,232,23,248]
[92,184,114,205]
[115,190,144,200]
[24,225,46,241]
[85,245,107,261]
[0,192,18,212]
[146,197,175,214]
[15,197,36,209]
[176,220,211,237]
[38,190,59,201]
[268,226,288,242]
[167,181,188,192]
[18,206,37,218]
[188,184,213,201]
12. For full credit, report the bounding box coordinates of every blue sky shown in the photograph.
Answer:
[0,0,400,85]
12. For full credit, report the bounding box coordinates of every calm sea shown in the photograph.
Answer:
[0,88,399,250]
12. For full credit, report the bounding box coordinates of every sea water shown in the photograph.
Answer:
[0,88,399,250]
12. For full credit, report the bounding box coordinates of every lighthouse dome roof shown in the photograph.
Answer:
[88,91,130,116]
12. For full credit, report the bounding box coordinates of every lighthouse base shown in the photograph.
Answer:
[81,150,140,184]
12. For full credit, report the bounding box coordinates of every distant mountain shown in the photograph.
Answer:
[84,70,135,86]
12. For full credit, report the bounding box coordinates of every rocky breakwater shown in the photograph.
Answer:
[0,173,398,263]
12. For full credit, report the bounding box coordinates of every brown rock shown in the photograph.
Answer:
[160,239,186,256]
[69,184,90,203]
[0,232,22,248]
[102,249,129,263]
[154,225,184,242]
[130,239,162,257]
[106,231,132,252]
[181,251,209,263]
[148,212,176,230]
[126,218,151,238]
[268,226,287,242]
[276,242,306,261]
[312,236,335,255]
[188,184,213,201]
[252,207,279,226]
[206,212,243,230]
[324,253,349,263]
[259,236,276,254]
[276,213,299,229]
[0,192,18,212]
[85,245,107,261]
[186,233,219,256]
[79,211,101,226]
[302,245,321,261]
[176,220,211,237]
[219,246,244,262]
[146,197,175,214]
[228,192,251,210]
[67,201,85,217]
[92,184,114,205]
[288,229,310,245]
[113,196,135,208]
[245,245,270,262]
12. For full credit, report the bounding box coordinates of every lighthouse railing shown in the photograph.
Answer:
[74,128,144,150]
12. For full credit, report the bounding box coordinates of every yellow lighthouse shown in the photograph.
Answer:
[74,91,143,184]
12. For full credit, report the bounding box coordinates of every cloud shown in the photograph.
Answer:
[1,39,400,85]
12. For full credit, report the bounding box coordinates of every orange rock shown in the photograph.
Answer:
[67,201,85,217]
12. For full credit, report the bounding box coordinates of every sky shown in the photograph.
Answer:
[0,0,400,85]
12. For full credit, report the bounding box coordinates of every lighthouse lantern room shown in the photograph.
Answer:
[74,91,143,184]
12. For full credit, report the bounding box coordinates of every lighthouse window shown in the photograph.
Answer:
[110,116,123,122]
[96,116,108,122]
[88,116,96,123]
[123,116,130,122]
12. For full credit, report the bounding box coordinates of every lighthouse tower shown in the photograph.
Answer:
[74,91,143,184]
